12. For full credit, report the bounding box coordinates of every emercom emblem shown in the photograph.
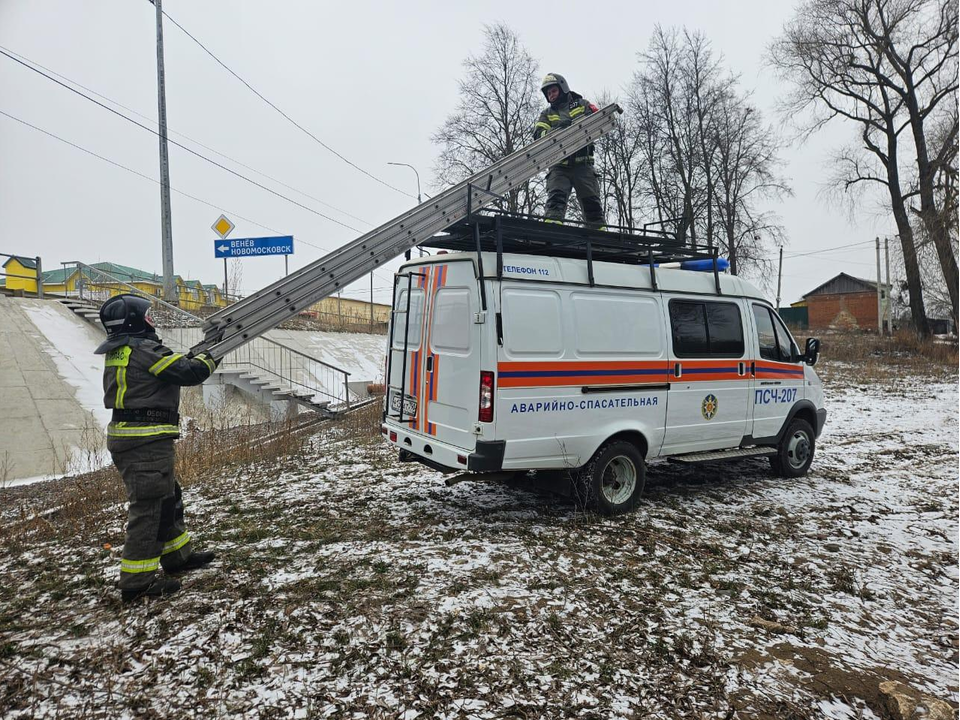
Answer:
[701,394,719,420]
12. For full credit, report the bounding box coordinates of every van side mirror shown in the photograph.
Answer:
[803,337,821,366]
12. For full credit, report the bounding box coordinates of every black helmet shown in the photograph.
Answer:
[541,73,570,102]
[99,294,156,337]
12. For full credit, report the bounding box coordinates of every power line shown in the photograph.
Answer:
[160,7,416,200]
[0,108,284,236]
[0,48,367,236]
[0,48,398,285]
[782,240,874,258]
[0,45,374,230]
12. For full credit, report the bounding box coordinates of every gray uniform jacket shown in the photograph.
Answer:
[96,335,216,449]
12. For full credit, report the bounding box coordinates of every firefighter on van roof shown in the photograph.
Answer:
[534,73,606,229]
[95,294,219,603]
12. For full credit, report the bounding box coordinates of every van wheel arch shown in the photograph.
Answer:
[777,400,818,443]
[600,430,649,460]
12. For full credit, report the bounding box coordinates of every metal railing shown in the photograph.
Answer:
[221,338,352,409]
[62,261,352,409]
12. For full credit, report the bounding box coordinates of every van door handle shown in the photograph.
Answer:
[738,362,746,376]
[750,361,756,377]
[674,362,682,378]
[426,356,434,372]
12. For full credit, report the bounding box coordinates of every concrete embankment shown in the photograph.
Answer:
[0,296,387,484]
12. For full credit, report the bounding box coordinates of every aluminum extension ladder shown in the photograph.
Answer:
[191,103,623,359]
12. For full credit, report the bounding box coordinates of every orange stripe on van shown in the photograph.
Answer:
[498,360,671,388]
[421,265,438,434]
[428,264,448,435]
[754,360,804,379]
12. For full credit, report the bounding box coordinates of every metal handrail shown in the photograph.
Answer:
[63,260,352,410]
[231,361,344,405]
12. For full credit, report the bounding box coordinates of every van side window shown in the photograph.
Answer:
[772,312,799,362]
[669,300,744,357]
[706,303,744,355]
[752,305,778,360]
[753,304,798,361]
[669,301,708,355]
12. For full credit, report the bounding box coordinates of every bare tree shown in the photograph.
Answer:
[713,91,791,277]
[593,91,649,229]
[432,24,543,214]
[626,27,788,275]
[771,0,958,335]
[634,27,704,244]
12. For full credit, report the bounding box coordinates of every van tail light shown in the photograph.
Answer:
[479,371,495,423]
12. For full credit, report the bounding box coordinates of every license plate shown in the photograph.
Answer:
[390,391,418,417]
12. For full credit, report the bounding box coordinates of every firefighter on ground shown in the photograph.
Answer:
[95,294,219,602]
[534,73,606,229]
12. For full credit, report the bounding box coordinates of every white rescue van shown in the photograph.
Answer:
[382,215,826,515]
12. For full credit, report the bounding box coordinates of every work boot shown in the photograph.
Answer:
[121,576,181,603]
[170,550,216,573]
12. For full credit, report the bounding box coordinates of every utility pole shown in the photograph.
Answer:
[154,0,176,304]
[875,237,883,335]
[884,236,891,333]
[775,247,783,310]
[369,273,374,332]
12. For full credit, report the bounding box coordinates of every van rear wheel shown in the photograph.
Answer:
[770,418,815,478]
[578,441,645,515]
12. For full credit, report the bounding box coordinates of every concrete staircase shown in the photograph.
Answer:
[210,368,336,419]
[57,298,104,332]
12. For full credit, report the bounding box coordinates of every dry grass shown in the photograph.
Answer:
[812,329,958,382]
[0,416,313,553]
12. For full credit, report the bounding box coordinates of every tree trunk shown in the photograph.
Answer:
[903,89,959,326]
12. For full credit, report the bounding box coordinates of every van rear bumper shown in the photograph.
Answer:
[396,441,506,474]
[384,421,505,473]
[467,440,505,472]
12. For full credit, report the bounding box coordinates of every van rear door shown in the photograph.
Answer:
[386,260,481,450]
[420,260,482,450]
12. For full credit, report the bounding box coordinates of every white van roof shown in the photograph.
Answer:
[400,250,770,303]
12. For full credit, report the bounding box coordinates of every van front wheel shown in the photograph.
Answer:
[770,418,815,478]
[578,441,645,515]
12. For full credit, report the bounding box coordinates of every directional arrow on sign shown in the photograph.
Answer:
[217,244,230,253]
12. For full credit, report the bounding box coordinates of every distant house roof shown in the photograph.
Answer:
[41,261,162,285]
[40,263,214,292]
[2,256,37,270]
[802,273,879,299]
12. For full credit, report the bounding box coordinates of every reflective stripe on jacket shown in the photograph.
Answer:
[533,92,598,166]
[100,337,216,441]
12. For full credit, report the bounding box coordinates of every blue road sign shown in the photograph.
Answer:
[214,236,294,258]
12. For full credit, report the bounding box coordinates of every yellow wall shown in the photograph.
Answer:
[307,296,392,324]
[3,260,37,292]
[18,263,226,308]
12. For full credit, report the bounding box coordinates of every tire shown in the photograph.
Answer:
[770,418,816,478]
[577,440,645,515]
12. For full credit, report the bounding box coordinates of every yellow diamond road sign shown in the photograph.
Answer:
[212,214,235,239]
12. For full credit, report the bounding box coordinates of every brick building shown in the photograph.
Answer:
[799,273,887,331]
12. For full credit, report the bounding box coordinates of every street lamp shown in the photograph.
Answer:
[387,162,422,204]
[388,162,423,258]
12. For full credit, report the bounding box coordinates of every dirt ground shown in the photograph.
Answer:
[0,357,956,719]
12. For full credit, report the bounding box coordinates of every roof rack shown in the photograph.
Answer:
[419,210,725,295]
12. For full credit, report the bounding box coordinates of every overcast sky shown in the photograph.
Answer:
[1,0,896,308]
